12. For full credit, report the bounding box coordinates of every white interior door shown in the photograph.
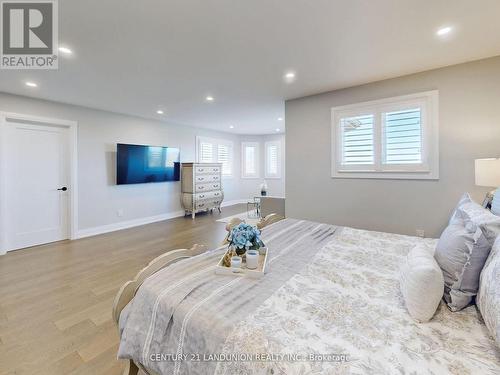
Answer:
[3,121,70,251]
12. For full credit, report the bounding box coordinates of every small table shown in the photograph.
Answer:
[247,197,261,218]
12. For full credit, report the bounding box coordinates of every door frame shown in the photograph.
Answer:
[0,112,78,254]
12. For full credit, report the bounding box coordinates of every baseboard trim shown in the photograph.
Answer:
[74,210,185,239]
[74,200,248,240]
[221,199,247,207]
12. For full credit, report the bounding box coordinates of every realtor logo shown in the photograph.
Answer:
[1,0,58,69]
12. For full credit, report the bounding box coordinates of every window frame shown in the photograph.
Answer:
[241,141,260,179]
[195,136,234,178]
[331,91,439,180]
[264,140,282,179]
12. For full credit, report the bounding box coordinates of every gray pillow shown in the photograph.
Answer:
[435,216,491,311]
[477,236,500,348]
[449,193,472,224]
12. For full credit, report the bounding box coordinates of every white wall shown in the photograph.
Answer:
[286,56,500,238]
[0,92,284,237]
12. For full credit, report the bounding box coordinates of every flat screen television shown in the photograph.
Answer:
[116,143,180,185]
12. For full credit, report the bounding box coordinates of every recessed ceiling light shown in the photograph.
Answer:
[275,128,280,132]
[277,117,283,121]
[229,125,234,129]
[436,26,452,36]
[206,96,214,102]
[25,81,38,87]
[58,46,73,55]
[284,71,296,83]
[156,110,164,114]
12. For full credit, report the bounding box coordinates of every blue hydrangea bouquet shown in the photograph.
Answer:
[228,222,264,255]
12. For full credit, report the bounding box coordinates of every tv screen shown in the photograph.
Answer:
[117,143,180,185]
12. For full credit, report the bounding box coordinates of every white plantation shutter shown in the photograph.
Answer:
[383,108,422,164]
[340,114,374,166]
[217,144,231,175]
[332,91,439,179]
[241,142,259,178]
[196,137,234,176]
[199,142,213,163]
[268,145,278,174]
[245,147,256,174]
[265,141,281,178]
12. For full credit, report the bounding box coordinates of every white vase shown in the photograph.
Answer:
[260,180,268,196]
[246,250,259,269]
[230,256,242,268]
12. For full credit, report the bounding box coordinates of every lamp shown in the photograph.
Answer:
[475,158,500,208]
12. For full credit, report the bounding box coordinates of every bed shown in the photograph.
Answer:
[114,217,500,375]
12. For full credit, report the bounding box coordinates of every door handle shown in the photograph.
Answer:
[57,187,68,191]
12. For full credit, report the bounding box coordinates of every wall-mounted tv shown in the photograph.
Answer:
[117,143,180,185]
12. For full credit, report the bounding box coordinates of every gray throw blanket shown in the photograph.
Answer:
[118,218,338,375]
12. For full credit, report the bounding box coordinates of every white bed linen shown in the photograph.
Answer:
[215,227,500,375]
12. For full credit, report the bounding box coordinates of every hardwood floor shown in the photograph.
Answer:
[0,204,246,375]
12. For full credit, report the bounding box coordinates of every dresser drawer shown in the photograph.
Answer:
[194,174,220,184]
[195,199,222,210]
[195,190,223,201]
[194,165,221,175]
[195,182,221,192]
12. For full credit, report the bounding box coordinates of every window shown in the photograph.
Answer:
[331,91,439,179]
[241,142,260,178]
[199,141,213,163]
[265,141,281,178]
[217,144,231,176]
[196,136,233,177]
[340,114,375,166]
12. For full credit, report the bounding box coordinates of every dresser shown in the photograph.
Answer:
[181,163,224,219]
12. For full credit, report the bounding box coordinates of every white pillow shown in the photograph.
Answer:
[400,243,444,322]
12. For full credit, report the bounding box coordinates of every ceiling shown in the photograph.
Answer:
[1,0,500,134]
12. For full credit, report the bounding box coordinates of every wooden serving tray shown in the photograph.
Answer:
[215,248,268,278]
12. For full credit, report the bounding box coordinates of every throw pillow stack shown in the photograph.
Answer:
[401,192,500,331]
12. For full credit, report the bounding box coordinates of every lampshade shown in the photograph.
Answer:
[475,158,500,187]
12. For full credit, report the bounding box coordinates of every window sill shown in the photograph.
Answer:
[264,176,282,180]
[332,170,438,180]
[241,175,261,179]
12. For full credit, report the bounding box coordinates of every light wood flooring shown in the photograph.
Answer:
[0,204,246,375]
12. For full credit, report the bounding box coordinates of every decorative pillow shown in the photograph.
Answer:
[434,215,491,311]
[400,243,444,322]
[477,236,500,346]
[449,193,472,224]
[457,200,500,244]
